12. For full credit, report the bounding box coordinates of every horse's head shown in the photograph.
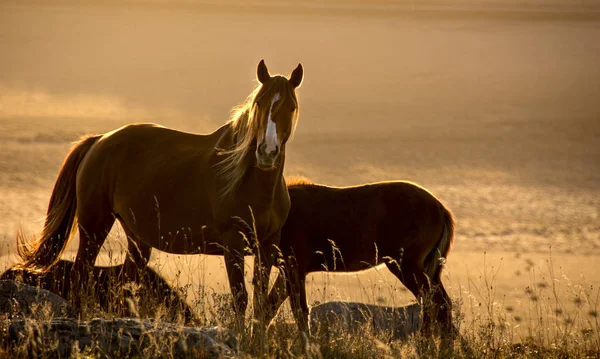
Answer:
[252,59,303,170]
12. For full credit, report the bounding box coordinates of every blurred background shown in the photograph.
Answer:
[0,0,599,325]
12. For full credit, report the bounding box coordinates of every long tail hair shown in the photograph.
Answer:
[16,135,101,272]
[424,206,455,281]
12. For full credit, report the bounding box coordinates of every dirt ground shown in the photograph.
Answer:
[1,1,599,341]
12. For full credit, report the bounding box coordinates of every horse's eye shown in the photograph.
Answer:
[290,106,296,112]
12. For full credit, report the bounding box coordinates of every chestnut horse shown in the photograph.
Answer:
[265,179,454,336]
[16,60,303,330]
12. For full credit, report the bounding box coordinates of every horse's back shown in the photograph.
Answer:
[74,123,231,253]
[78,122,228,187]
[287,181,445,222]
[93,123,223,157]
[283,181,449,271]
[378,181,447,214]
[77,123,219,202]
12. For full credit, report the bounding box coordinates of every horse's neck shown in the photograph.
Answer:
[247,151,286,201]
[216,122,238,149]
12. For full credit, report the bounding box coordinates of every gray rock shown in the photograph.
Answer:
[0,280,76,320]
[309,301,421,340]
[1,280,237,357]
[0,260,198,324]
[8,317,238,358]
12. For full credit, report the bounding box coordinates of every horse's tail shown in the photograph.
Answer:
[16,135,101,273]
[424,205,455,282]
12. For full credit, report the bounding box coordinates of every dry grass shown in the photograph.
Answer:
[1,244,599,358]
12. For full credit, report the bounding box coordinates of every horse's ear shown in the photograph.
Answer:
[257,59,271,84]
[289,63,304,88]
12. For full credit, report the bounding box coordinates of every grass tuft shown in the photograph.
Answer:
[1,236,599,358]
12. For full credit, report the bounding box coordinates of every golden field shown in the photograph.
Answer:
[1,1,599,356]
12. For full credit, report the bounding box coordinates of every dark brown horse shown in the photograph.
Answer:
[1,259,197,323]
[16,60,304,330]
[265,179,454,336]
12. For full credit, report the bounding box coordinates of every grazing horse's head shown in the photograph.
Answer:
[252,59,303,170]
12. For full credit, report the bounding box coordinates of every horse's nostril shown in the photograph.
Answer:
[258,142,267,155]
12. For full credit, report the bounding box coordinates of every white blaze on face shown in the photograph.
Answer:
[264,92,281,154]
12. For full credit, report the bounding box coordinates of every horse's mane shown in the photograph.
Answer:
[286,176,314,187]
[218,76,299,199]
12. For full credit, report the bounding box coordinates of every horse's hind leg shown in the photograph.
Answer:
[116,233,153,317]
[72,207,115,311]
[122,232,152,283]
[431,271,454,335]
[277,253,310,335]
[385,259,446,336]
[288,270,309,335]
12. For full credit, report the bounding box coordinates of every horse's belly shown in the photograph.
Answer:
[116,199,222,255]
[309,252,378,273]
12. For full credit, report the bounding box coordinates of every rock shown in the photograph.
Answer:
[1,280,237,357]
[0,260,198,324]
[8,317,238,358]
[309,301,422,340]
[0,280,76,320]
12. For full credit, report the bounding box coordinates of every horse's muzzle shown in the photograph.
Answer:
[256,143,279,170]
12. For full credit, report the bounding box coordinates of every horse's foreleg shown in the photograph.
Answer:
[264,271,288,326]
[222,229,248,330]
[251,239,276,337]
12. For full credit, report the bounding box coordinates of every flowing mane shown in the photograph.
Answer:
[218,76,300,199]
[286,176,314,187]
